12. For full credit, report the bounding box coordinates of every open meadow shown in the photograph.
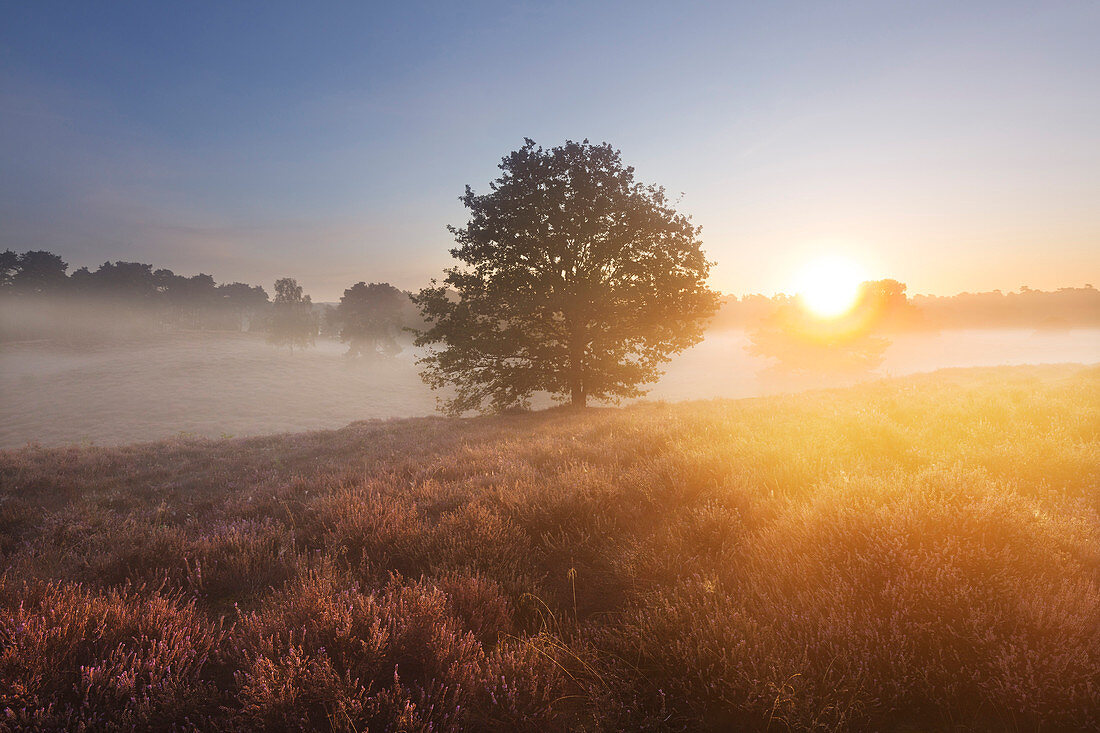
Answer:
[1,364,1097,731]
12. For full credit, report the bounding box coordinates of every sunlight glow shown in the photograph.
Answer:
[794,255,866,319]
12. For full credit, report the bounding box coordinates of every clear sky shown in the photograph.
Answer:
[2,1,1097,300]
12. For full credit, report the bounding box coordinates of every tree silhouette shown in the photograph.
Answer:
[334,282,408,358]
[216,282,269,331]
[9,251,68,295]
[71,261,158,305]
[415,139,719,414]
[0,250,18,291]
[267,277,317,351]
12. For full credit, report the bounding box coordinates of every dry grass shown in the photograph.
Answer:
[1,364,1097,730]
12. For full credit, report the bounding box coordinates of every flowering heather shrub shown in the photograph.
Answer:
[0,579,223,730]
[228,570,565,731]
[434,572,515,647]
[0,364,1096,730]
[0,497,38,556]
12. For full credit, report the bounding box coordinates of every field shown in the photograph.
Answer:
[2,362,1098,730]
[0,364,1098,730]
[3,328,1098,448]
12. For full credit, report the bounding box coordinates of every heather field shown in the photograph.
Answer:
[1,364,1098,731]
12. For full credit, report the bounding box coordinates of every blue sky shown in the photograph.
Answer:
[1,1,1097,299]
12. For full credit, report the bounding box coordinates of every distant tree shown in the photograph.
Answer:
[319,304,340,339]
[414,139,720,413]
[267,277,317,351]
[0,250,18,291]
[748,298,890,376]
[165,273,217,328]
[334,282,408,358]
[71,261,158,304]
[857,279,923,330]
[10,251,68,295]
[216,282,269,331]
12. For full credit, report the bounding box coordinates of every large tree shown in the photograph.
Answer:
[334,281,409,358]
[414,139,719,414]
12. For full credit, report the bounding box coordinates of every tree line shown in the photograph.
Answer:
[0,252,420,353]
[0,251,270,333]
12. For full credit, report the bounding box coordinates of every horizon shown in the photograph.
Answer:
[6,243,1100,303]
[3,1,1098,301]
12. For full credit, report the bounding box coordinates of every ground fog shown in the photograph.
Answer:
[1,328,1098,447]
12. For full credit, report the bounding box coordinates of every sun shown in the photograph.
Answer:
[794,255,865,319]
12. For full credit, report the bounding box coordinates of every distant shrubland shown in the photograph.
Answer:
[1,365,1097,730]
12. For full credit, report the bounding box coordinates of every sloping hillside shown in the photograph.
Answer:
[1,364,1097,731]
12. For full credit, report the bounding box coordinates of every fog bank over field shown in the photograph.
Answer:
[2,328,1098,448]
[655,328,1100,400]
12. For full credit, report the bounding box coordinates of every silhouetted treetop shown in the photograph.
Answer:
[0,250,19,290]
[6,251,68,295]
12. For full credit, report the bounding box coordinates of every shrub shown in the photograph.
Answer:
[0,579,224,730]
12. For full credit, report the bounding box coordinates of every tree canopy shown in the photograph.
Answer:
[414,139,720,414]
[334,281,409,358]
[3,251,68,295]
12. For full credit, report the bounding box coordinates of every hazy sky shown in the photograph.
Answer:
[2,1,1097,300]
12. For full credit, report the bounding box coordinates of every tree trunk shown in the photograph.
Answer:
[568,334,586,408]
[568,317,587,408]
[570,382,587,409]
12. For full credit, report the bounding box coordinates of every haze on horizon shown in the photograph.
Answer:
[2,0,1098,301]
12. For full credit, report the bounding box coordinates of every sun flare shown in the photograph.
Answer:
[794,255,865,319]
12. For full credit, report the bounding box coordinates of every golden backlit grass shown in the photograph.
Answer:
[1,364,1097,730]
